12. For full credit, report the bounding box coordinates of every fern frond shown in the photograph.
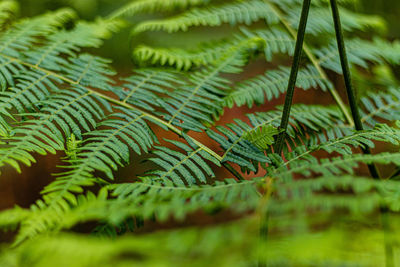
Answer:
[209,105,348,172]
[287,6,385,35]
[313,123,400,154]
[207,122,275,173]
[24,19,122,72]
[10,177,260,243]
[0,8,75,56]
[4,219,259,267]
[41,107,158,209]
[270,124,400,181]
[0,8,76,89]
[315,38,400,74]
[270,175,400,215]
[132,42,233,70]
[155,38,263,131]
[243,125,279,151]
[0,87,109,173]
[62,54,116,91]
[145,138,219,185]
[360,87,400,128]
[248,105,348,143]
[370,38,400,65]
[240,27,295,61]
[0,206,30,231]
[109,0,210,18]
[275,149,400,181]
[108,178,260,221]
[11,189,109,245]
[224,65,333,108]
[133,0,279,34]
[114,69,182,111]
[0,70,61,135]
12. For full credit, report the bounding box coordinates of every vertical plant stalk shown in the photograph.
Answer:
[269,4,354,126]
[274,0,311,155]
[265,1,311,264]
[329,0,393,266]
[329,0,379,178]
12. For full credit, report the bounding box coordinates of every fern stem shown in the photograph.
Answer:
[329,0,379,178]
[330,1,392,266]
[274,0,311,155]
[269,2,354,126]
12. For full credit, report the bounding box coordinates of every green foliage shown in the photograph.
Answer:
[0,0,400,266]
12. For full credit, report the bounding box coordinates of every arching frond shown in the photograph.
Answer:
[145,138,220,185]
[156,38,263,131]
[209,104,349,172]
[207,123,275,173]
[132,42,233,70]
[0,87,109,173]
[109,0,210,18]
[240,27,295,61]
[270,175,391,214]
[24,19,123,72]
[224,65,333,108]
[113,69,181,111]
[315,38,400,74]
[108,178,260,221]
[41,107,158,209]
[0,8,76,89]
[273,151,400,181]
[287,6,385,35]
[0,70,61,136]
[133,0,279,34]
[360,87,400,128]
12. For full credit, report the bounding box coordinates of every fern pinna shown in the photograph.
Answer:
[0,0,400,266]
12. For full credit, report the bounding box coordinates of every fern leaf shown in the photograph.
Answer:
[24,19,122,72]
[113,69,182,111]
[62,54,116,91]
[240,27,295,61]
[132,42,233,70]
[207,123,273,173]
[224,65,333,108]
[146,138,219,185]
[157,38,263,131]
[243,125,279,150]
[0,8,76,89]
[270,175,400,214]
[287,6,385,35]
[133,0,279,34]
[108,178,260,222]
[210,105,348,172]
[315,38,400,74]
[0,87,109,173]
[276,150,400,181]
[41,107,158,210]
[0,70,61,135]
[109,0,210,18]
[360,87,400,128]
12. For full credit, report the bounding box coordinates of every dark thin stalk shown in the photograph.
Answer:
[222,162,244,181]
[330,1,393,266]
[274,0,311,155]
[265,0,311,264]
[329,0,380,178]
